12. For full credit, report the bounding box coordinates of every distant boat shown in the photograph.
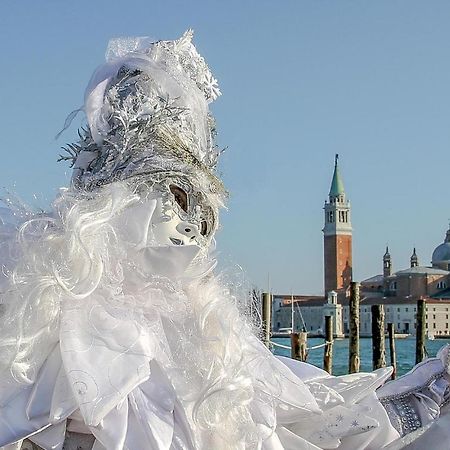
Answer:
[427,331,435,340]
[272,327,292,338]
[278,327,293,334]
[394,333,410,339]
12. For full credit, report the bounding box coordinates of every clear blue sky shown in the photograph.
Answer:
[1,1,449,295]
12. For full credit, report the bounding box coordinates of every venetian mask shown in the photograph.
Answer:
[116,176,217,251]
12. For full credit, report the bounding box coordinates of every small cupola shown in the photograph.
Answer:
[410,248,419,268]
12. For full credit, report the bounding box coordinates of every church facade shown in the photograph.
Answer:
[359,230,450,336]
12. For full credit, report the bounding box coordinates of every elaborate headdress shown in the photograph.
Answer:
[61,30,225,202]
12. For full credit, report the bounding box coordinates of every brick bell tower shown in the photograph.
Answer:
[323,155,353,296]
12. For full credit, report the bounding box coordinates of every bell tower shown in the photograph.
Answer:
[383,246,392,277]
[323,155,353,296]
[410,248,419,268]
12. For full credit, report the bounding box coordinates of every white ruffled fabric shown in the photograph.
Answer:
[0,329,396,449]
[0,199,448,449]
[0,272,398,450]
[1,300,449,449]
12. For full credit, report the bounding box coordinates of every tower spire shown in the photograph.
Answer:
[329,153,345,198]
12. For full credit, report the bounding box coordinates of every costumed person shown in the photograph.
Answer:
[0,31,450,450]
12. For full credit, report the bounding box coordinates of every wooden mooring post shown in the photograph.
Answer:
[416,298,426,364]
[324,315,333,374]
[349,282,360,373]
[371,304,386,370]
[261,292,272,348]
[388,323,397,380]
[291,332,308,362]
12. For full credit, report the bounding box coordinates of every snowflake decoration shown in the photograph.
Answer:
[156,29,221,103]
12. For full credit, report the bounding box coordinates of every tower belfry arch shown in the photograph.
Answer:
[323,154,353,296]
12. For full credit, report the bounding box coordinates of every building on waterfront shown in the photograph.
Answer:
[358,226,450,337]
[272,291,344,338]
[273,287,450,338]
[272,294,324,334]
[322,291,345,337]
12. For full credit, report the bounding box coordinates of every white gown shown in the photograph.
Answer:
[0,200,449,450]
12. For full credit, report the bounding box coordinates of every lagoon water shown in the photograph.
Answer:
[272,337,450,376]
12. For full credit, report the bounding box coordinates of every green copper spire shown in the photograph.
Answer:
[329,154,345,197]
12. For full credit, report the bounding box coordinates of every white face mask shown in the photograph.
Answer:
[151,197,203,247]
[114,180,216,251]
[114,187,215,281]
[148,180,216,249]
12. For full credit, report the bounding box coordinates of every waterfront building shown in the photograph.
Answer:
[272,294,325,334]
[322,291,345,337]
[359,227,450,337]
[273,290,450,338]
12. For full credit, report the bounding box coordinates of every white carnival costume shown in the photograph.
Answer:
[0,31,449,450]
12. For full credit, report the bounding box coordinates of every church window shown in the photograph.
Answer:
[437,281,447,290]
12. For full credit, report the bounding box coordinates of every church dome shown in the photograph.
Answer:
[432,243,450,263]
[432,227,450,268]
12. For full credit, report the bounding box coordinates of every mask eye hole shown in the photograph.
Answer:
[169,185,188,212]
[200,220,208,236]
